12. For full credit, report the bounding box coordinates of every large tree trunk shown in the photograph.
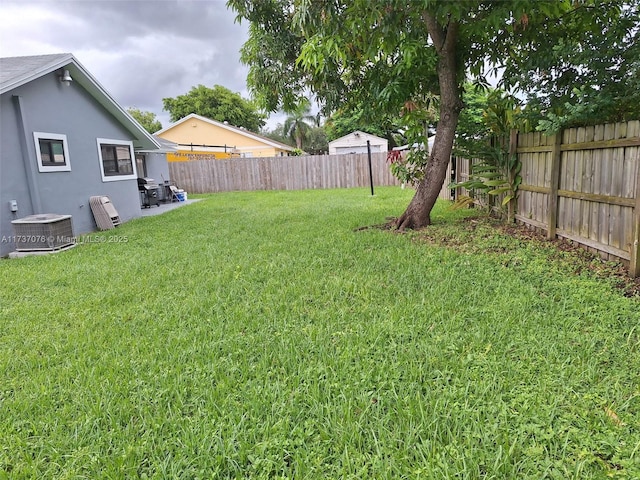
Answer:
[396,15,463,230]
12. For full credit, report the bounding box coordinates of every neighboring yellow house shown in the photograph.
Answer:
[155,113,296,161]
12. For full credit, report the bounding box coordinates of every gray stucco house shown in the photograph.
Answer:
[0,53,169,256]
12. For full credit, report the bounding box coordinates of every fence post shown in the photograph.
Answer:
[631,156,640,277]
[547,131,562,240]
[508,129,518,223]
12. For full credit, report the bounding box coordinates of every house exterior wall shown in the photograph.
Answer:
[143,152,171,184]
[333,145,380,154]
[328,132,388,155]
[158,118,286,158]
[142,151,173,200]
[1,71,142,256]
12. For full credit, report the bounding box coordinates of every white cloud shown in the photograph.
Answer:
[0,0,281,131]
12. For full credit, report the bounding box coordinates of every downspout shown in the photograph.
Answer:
[12,95,42,213]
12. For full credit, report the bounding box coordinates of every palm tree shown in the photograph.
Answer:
[283,99,316,150]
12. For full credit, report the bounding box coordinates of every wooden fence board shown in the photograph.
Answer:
[566,127,578,236]
[598,124,614,256]
[629,121,640,276]
[610,147,623,250]
[529,143,537,224]
[545,133,562,239]
[580,126,597,239]
[576,127,586,237]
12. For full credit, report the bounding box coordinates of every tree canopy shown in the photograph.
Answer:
[302,126,329,155]
[503,1,640,131]
[162,84,267,132]
[127,108,162,134]
[229,0,639,228]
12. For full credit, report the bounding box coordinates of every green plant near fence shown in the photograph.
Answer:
[450,91,524,222]
[449,143,522,221]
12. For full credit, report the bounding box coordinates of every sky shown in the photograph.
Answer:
[0,0,287,130]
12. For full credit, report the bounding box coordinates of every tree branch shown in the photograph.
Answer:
[422,12,445,52]
[423,11,458,55]
[443,19,459,53]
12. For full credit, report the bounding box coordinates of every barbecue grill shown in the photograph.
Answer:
[138,177,160,208]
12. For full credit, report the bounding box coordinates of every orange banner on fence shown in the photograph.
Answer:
[167,151,234,162]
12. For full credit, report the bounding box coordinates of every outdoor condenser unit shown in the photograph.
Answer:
[11,214,75,251]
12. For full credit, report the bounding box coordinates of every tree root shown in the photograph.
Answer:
[395,214,411,231]
[395,211,431,231]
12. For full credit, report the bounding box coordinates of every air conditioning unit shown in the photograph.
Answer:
[11,214,75,252]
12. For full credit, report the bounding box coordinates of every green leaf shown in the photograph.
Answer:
[514,162,522,175]
[472,165,499,173]
[484,179,508,187]
[502,195,514,206]
[478,173,504,180]
[514,175,523,189]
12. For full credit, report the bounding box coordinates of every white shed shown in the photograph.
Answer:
[328,130,388,155]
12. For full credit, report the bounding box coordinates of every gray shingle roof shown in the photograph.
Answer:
[0,53,73,93]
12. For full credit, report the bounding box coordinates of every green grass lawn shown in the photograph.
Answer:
[1,187,638,479]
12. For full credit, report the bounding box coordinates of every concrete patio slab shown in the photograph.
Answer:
[139,198,201,217]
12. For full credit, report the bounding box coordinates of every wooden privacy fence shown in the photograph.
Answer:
[168,152,400,193]
[455,120,640,276]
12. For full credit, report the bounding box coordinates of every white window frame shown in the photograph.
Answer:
[33,132,71,172]
[96,138,137,182]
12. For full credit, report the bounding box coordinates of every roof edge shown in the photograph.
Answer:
[0,53,74,95]
[329,130,388,144]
